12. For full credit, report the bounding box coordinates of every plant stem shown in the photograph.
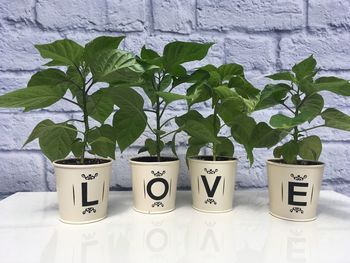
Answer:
[160,116,176,129]
[300,124,326,133]
[160,130,177,139]
[212,100,218,161]
[80,81,92,164]
[62,97,80,107]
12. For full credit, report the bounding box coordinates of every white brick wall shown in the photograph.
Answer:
[0,0,350,196]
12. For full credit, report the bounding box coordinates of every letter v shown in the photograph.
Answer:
[201,175,222,198]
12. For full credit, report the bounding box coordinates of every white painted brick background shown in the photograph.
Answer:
[0,0,350,196]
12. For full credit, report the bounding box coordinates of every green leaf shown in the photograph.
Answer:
[35,39,84,66]
[141,46,161,61]
[298,135,322,160]
[229,76,259,99]
[314,77,350,96]
[292,55,317,81]
[218,63,244,80]
[159,75,172,90]
[216,137,234,157]
[39,124,77,161]
[28,69,70,88]
[321,108,350,131]
[0,85,66,111]
[111,87,147,151]
[87,88,114,123]
[163,41,213,71]
[187,83,211,106]
[186,137,206,159]
[156,91,187,104]
[85,36,124,56]
[175,110,203,127]
[88,125,116,159]
[72,139,84,158]
[213,85,237,99]
[183,120,220,144]
[230,114,256,146]
[140,138,164,156]
[255,83,291,110]
[270,93,324,128]
[251,122,282,148]
[266,71,296,82]
[274,140,299,164]
[217,96,246,124]
[24,119,55,146]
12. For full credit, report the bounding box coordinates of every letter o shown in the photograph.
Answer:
[147,178,169,200]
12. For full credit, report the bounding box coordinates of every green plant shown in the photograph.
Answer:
[176,63,263,163]
[111,41,212,162]
[0,36,143,163]
[255,55,350,164]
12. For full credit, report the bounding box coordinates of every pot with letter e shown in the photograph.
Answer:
[130,157,179,214]
[188,156,237,213]
[259,55,350,221]
[53,158,112,224]
[267,159,324,221]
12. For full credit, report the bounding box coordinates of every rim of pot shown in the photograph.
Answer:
[130,156,179,164]
[267,158,324,168]
[52,157,112,169]
[188,155,237,163]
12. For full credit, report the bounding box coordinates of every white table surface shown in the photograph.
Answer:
[0,190,349,263]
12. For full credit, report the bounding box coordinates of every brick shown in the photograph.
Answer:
[0,112,71,150]
[153,0,195,34]
[0,28,60,70]
[36,0,107,30]
[197,0,304,32]
[280,33,350,70]
[0,0,34,23]
[309,0,350,30]
[225,37,276,72]
[0,152,46,192]
[106,0,145,31]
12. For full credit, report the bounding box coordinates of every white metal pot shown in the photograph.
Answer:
[130,157,180,214]
[188,156,237,213]
[267,159,324,221]
[53,158,112,224]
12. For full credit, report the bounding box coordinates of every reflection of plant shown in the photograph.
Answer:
[256,55,350,164]
[176,63,262,163]
[0,36,142,163]
[112,41,212,162]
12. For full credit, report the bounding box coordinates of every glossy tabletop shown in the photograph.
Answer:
[0,190,349,263]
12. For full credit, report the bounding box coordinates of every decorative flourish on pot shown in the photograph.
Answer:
[204,168,218,174]
[151,170,166,177]
[204,198,217,205]
[0,36,144,164]
[151,202,164,207]
[290,173,307,181]
[81,173,99,180]
[82,207,97,214]
[253,55,350,164]
[290,207,304,214]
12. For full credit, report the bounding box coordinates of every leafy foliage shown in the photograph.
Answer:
[0,36,142,162]
[176,63,260,164]
[111,41,212,161]
[257,55,350,164]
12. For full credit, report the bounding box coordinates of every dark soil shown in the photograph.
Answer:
[270,159,323,166]
[190,155,237,161]
[55,158,111,165]
[131,156,178,162]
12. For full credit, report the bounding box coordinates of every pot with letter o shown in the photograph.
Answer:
[130,156,179,214]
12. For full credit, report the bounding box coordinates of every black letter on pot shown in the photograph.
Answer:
[288,182,308,206]
[147,178,169,200]
[82,182,99,207]
[201,176,222,198]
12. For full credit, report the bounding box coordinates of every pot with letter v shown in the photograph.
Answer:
[188,156,237,213]
[53,158,112,224]
[267,159,324,221]
[130,156,179,214]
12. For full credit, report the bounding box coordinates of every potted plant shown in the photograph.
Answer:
[176,63,262,212]
[256,55,350,221]
[0,36,143,223]
[111,41,212,213]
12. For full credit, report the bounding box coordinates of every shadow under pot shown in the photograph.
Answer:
[267,159,324,222]
[129,156,180,214]
[188,156,237,213]
[53,158,112,224]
